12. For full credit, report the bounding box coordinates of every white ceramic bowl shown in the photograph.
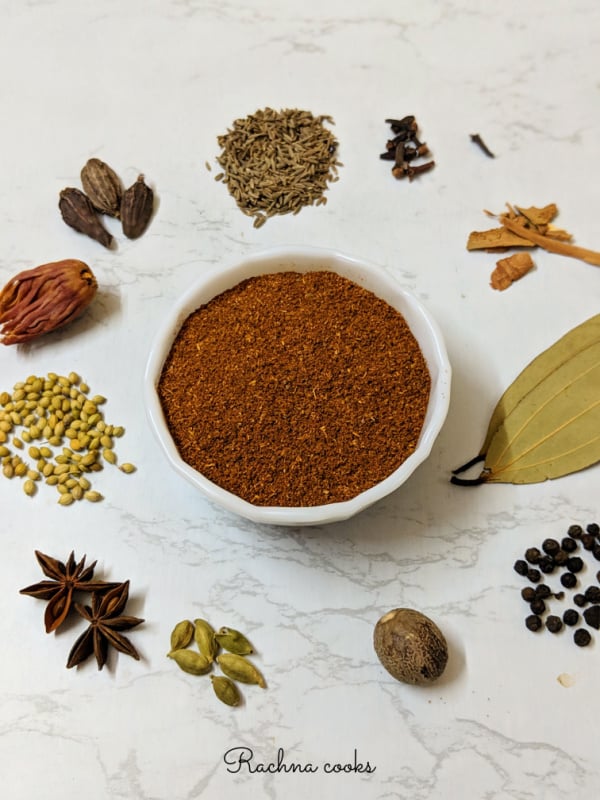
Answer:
[144,246,451,526]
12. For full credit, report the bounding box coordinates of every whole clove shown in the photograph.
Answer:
[59,188,113,248]
[385,116,417,134]
[380,116,435,181]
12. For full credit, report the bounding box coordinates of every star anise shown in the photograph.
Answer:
[19,550,115,633]
[66,580,144,670]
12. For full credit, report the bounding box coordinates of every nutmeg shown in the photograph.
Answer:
[0,259,97,345]
[373,608,448,685]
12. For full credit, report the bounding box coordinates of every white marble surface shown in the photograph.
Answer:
[1,1,600,798]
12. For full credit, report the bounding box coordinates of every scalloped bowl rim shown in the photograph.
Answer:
[144,246,451,526]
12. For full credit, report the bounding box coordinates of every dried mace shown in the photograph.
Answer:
[59,187,113,248]
[121,174,154,239]
[0,259,97,345]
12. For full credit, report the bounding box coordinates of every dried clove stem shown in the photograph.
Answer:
[470,133,495,158]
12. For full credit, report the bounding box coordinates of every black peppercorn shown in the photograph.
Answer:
[574,628,591,647]
[566,556,584,573]
[535,584,552,599]
[530,599,546,615]
[542,538,560,556]
[538,556,555,574]
[561,537,578,553]
[560,572,577,589]
[521,586,536,602]
[553,550,569,566]
[525,547,541,564]
[582,534,596,551]
[553,591,565,601]
[527,568,542,583]
[597,570,600,583]
[574,593,587,607]
[525,614,542,632]
[568,524,584,539]
[584,586,600,603]
[593,546,600,562]
[586,522,600,537]
[583,605,600,630]
[513,559,528,576]
[545,615,563,633]
[563,609,579,626]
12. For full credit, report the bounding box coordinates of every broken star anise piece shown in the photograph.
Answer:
[19,550,114,633]
[67,580,144,671]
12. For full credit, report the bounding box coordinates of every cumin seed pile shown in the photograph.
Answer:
[215,107,341,228]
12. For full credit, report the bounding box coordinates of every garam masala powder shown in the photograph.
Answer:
[157,270,431,507]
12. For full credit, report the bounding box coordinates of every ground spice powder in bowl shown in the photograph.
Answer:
[146,248,451,525]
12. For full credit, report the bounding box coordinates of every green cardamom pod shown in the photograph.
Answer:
[194,618,218,663]
[211,675,241,707]
[167,649,211,675]
[217,653,266,688]
[169,619,194,651]
[215,626,254,655]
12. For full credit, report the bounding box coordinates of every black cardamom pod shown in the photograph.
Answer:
[58,188,113,248]
[81,158,123,217]
[121,175,154,239]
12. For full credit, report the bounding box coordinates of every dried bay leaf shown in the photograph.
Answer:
[452,314,600,485]
[482,314,600,454]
